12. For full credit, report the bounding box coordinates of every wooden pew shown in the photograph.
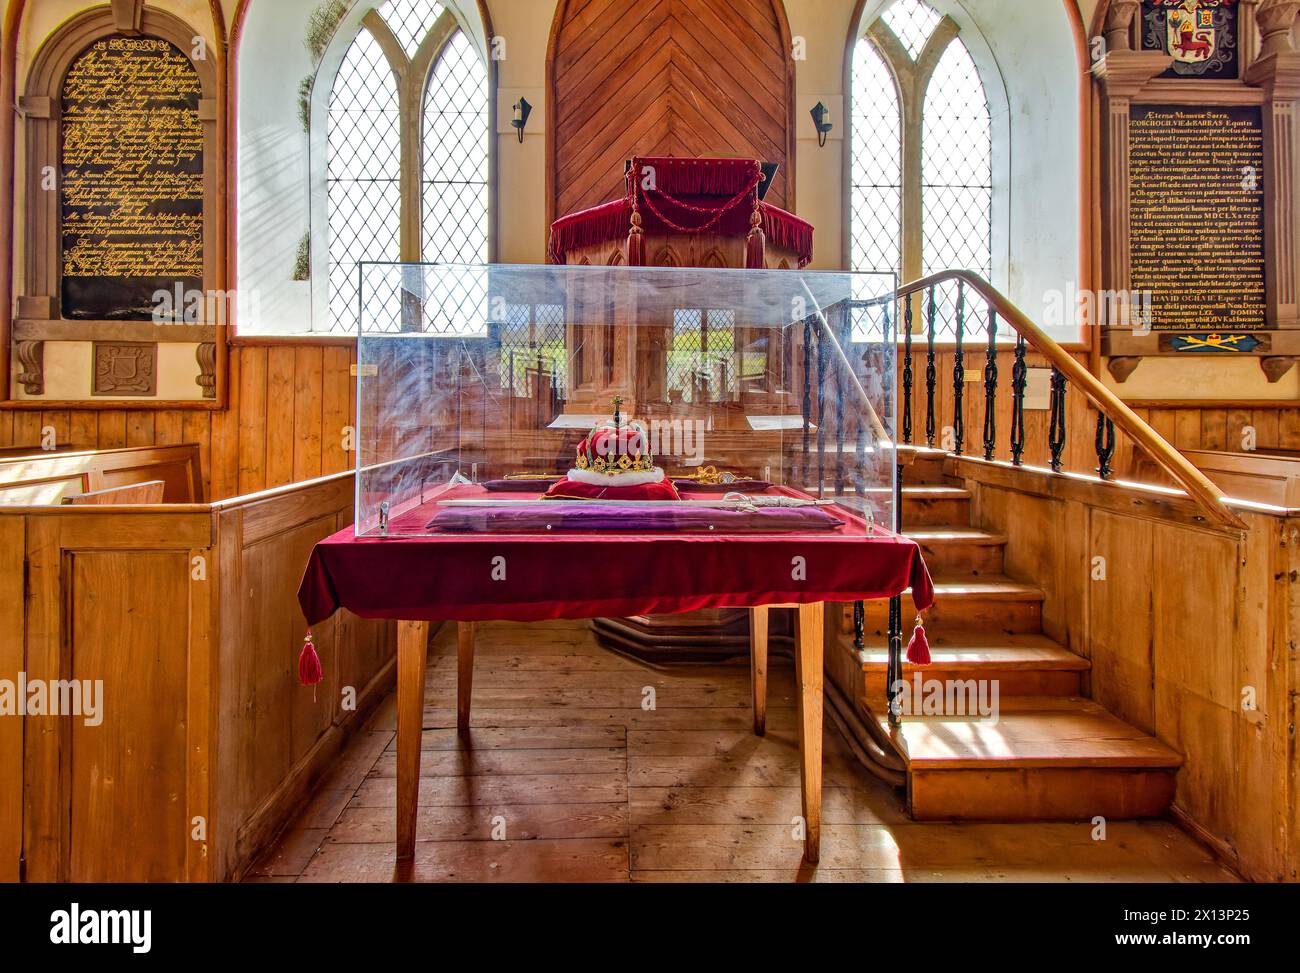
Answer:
[1134,448,1300,508]
[0,471,394,882]
[63,480,167,505]
[0,444,203,505]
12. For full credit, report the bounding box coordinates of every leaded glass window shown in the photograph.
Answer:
[849,0,994,325]
[324,1,490,333]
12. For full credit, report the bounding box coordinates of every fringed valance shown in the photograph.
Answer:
[547,156,814,267]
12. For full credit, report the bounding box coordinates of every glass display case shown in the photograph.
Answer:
[353,263,898,540]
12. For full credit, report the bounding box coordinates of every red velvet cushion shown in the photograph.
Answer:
[542,476,682,502]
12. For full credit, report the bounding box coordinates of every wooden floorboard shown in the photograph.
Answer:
[247,620,1237,883]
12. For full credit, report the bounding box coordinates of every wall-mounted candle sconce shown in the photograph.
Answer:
[512,97,532,143]
[810,102,832,148]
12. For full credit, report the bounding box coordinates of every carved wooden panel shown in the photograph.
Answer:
[548,0,795,224]
[93,341,157,396]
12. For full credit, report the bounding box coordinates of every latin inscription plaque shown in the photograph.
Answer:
[1128,104,1265,332]
[60,36,204,320]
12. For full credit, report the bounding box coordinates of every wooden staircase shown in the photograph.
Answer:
[848,448,1182,822]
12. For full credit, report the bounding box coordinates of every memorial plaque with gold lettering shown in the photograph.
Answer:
[1129,104,1265,332]
[60,36,204,320]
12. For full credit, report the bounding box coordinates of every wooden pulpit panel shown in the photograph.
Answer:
[547,0,795,226]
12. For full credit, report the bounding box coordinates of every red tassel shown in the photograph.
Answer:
[906,617,931,666]
[299,631,323,687]
[745,225,766,269]
[627,214,646,266]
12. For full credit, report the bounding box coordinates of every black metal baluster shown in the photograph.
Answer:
[925,286,937,449]
[983,309,999,461]
[1048,367,1067,473]
[952,281,966,455]
[902,296,914,445]
[1096,413,1116,480]
[886,461,904,726]
[853,601,866,650]
[1010,333,1027,466]
[816,320,827,499]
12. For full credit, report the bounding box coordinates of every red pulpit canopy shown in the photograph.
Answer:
[548,156,814,268]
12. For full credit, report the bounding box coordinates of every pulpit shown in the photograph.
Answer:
[547,157,817,660]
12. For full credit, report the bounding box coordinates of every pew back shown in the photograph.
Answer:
[0,472,394,882]
[0,444,203,505]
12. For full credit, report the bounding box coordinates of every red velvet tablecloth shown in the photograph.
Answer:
[298,488,933,626]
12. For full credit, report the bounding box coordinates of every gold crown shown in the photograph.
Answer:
[576,451,655,475]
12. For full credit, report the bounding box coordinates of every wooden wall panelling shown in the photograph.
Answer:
[1151,524,1241,865]
[21,510,214,882]
[264,346,296,489]
[1087,510,1157,732]
[0,516,23,881]
[293,346,324,483]
[21,515,66,880]
[1120,406,1300,468]
[0,344,355,503]
[1232,515,1289,878]
[2,473,392,883]
[69,549,192,881]
[548,0,795,227]
[212,474,393,879]
[955,455,1297,880]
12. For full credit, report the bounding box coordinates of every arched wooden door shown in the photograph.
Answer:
[546,0,796,230]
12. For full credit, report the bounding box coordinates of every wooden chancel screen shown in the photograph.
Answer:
[547,0,796,227]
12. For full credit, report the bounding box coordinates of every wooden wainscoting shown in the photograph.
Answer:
[1133,405,1300,459]
[209,474,396,881]
[0,343,358,503]
[0,471,394,882]
[948,458,1295,881]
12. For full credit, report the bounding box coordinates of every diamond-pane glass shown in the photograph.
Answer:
[882,0,941,60]
[922,38,991,280]
[500,303,568,396]
[850,40,901,277]
[667,309,737,403]
[421,29,489,264]
[328,26,401,333]
[381,0,446,58]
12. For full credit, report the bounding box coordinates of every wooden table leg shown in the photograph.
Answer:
[457,621,476,732]
[794,602,824,864]
[749,607,768,737]
[396,619,430,861]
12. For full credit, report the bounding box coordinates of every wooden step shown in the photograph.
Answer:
[901,485,971,526]
[899,449,951,484]
[821,486,971,529]
[870,697,1181,821]
[905,526,1006,575]
[860,633,1089,699]
[860,575,1044,634]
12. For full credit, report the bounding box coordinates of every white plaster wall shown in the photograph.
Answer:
[234,0,1083,336]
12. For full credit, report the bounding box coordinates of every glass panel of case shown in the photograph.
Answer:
[355,263,897,540]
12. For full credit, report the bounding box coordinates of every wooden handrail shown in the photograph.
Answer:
[898,271,1247,531]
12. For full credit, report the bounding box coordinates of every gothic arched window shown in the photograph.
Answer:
[849,0,992,286]
[324,1,490,333]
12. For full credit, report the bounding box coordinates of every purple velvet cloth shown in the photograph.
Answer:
[482,478,561,492]
[428,502,845,533]
[673,479,772,492]
[481,478,774,494]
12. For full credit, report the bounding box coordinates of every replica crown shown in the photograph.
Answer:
[542,398,681,501]
[576,419,655,475]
